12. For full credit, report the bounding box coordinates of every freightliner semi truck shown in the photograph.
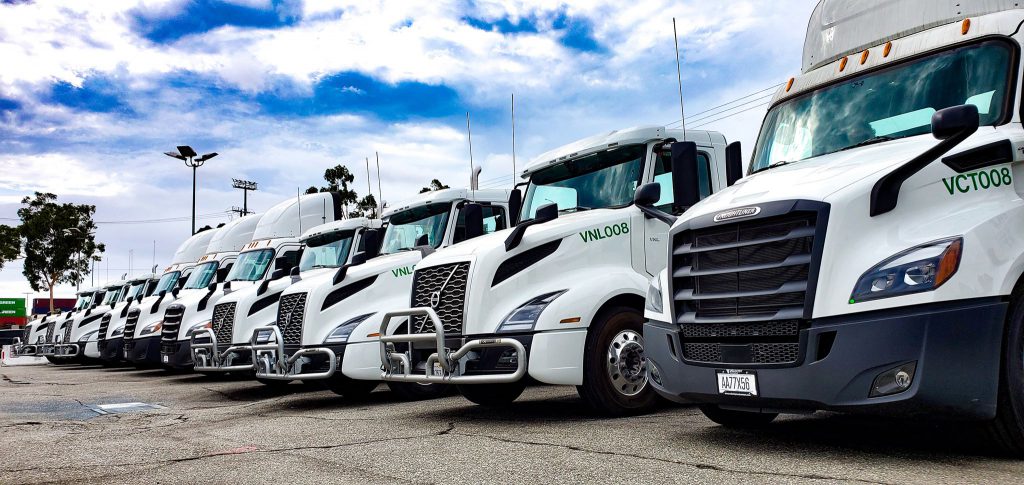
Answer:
[96,273,159,364]
[156,214,261,369]
[644,0,1024,454]
[15,291,93,359]
[192,216,382,379]
[250,187,510,399]
[379,126,738,414]
[54,279,132,361]
[37,287,106,364]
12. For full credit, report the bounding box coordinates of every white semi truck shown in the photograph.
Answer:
[644,0,1024,454]
[250,187,511,400]
[120,229,218,367]
[38,287,106,364]
[192,217,382,378]
[157,214,261,369]
[97,273,159,363]
[54,279,131,361]
[379,127,737,414]
[15,291,93,358]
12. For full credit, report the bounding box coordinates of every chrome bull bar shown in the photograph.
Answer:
[55,343,80,357]
[249,325,337,380]
[12,338,37,357]
[378,307,527,384]
[190,329,255,372]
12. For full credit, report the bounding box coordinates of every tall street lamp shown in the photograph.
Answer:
[165,146,218,235]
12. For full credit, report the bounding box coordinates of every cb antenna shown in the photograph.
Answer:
[365,156,374,218]
[466,111,476,197]
[375,151,383,217]
[296,188,302,234]
[511,93,517,185]
[673,17,687,140]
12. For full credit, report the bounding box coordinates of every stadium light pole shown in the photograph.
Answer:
[165,146,218,235]
[231,178,258,215]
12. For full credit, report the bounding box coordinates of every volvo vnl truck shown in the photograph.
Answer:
[192,217,381,379]
[121,229,218,366]
[156,214,260,369]
[379,127,736,414]
[644,0,1024,454]
[251,188,510,400]
[97,273,159,363]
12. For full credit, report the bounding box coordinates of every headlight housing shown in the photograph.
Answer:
[140,321,163,336]
[81,330,98,342]
[497,290,567,333]
[851,237,962,303]
[645,274,664,314]
[110,326,124,337]
[324,313,375,344]
[186,321,212,338]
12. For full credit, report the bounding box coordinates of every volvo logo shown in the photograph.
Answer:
[429,291,442,308]
[429,265,462,309]
[713,206,761,223]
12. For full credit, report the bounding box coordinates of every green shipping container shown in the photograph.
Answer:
[0,298,27,318]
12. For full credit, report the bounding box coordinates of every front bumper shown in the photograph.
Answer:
[190,329,256,372]
[378,308,528,385]
[645,298,1007,420]
[55,342,81,358]
[12,338,36,357]
[250,325,343,380]
[98,337,124,362]
[160,339,194,368]
[124,335,161,364]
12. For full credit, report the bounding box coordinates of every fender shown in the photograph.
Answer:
[532,268,649,333]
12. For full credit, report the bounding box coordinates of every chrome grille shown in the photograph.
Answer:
[63,321,72,342]
[671,202,826,366]
[160,304,185,343]
[277,293,307,345]
[211,302,236,344]
[410,262,470,334]
[98,314,112,340]
[123,309,140,341]
[44,322,55,342]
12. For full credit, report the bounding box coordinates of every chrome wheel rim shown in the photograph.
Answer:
[607,329,647,397]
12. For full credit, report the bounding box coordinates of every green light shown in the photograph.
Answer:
[849,299,856,304]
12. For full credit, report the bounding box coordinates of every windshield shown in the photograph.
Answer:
[225,249,275,281]
[154,271,181,294]
[521,144,645,220]
[752,40,1014,172]
[101,289,120,305]
[182,261,219,289]
[300,230,355,271]
[381,203,452,253]
[126,282,146,300]
[74,296,88,310]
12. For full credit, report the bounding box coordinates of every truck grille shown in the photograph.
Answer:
[277,293,307,345]
[98,314,112,340]
[410,262,470,334]
[212,302,236,344]
[671,202,826,366]
[161,304,185,343]
[45,322,55,342]
[63,321,73,342]
[123,309,140,341]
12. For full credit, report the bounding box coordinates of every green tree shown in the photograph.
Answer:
[311,164,360,215]
[0,225,20,270]
[350,194,378,218]
[419,179,449,193]
[305,186,319,195]
[17,192,105,312]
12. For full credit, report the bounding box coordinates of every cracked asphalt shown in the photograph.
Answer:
[2,364,1024,484]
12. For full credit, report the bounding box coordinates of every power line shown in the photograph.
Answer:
[666,83,783,128]
[0,210,233,226]
[681,92,776,127]
[689,101,772,129]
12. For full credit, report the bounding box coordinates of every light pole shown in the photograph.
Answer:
[231,179,258,216]
[165,146,218,235]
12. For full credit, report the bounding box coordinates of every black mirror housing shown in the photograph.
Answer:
[535,203,558,223]
[270,268,288,281]
[274,257,290,271]
[725,141,743,186]
[508,189,523,226]
[360,229,382,259]
[932,104,980,140]
[463,203,485,241]
[670,141,701,212]
[207,282,217,292]
[634,182,661,207]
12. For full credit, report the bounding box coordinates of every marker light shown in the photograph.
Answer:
[962,18,971,35]
[850,237,962,303]
[839,56,848,71]
[860,49,869,65]
[785,77,795,92]
[883,42,892,57]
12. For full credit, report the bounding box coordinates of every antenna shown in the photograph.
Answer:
[375,151,383,217]
[673,17,687,140]
[511,93,517,185]
[296,188,302,235]
[322,198,326,224]
[152,240,155,270]
[467,111,475,198]
[365,156,374,218]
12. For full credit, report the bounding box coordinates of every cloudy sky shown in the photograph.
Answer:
[0,0,814,300]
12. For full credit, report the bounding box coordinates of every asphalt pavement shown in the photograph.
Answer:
[1,363,1022,484]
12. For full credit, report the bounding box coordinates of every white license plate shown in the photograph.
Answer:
[716,370,758,396]
[162,355,169,363]
[431,363,444,376]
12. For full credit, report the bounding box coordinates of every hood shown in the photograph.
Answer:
[284,251,423,296]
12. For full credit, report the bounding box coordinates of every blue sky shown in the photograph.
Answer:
[0,0,814,296]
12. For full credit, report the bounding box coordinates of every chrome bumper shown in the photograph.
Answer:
[378,307,526,385]
[12,338,36,357]
[190,329,255,372]
[55,343,80,357]
[37,343,57,356]
[250,325,337,380]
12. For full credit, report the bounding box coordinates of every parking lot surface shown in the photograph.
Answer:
[1,364,1023,484]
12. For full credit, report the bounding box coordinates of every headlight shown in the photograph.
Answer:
[111,327,124,337]
[81,330,98,342]
[851,237,962,303]
[140,321,163,335]
[497,290,567,333]
[645,274,664,314]
[186,321,212,337]
[254,323,278,344]
[324,313,376,344]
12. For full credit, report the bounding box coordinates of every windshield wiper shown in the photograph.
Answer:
[559,206,593,213]
[839,135,896,152]
[752,160,792,174]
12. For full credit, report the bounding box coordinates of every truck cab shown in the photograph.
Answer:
[157,214,261,369]
[40,287,105,363]
[251,187,511,400]
[97,273,159,363]
[15,292,91,357]
[191,217,381,375]
[644,0,1024,454]
[379,126,733,414]
[121,229,218,366]
[55,279,132,361]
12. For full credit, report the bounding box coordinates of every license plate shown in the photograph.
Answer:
[162,355,169,363]
[124,350,129,358]
[431,363,444,376]
[716,370,758,396]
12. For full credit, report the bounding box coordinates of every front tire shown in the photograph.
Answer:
[458,382,526,407]
[576,305,659,416]
[256,378,291,389]
[324,375,378,400]
[386,382,450,401]
[986,290,1024,455]
[699,405,777,428]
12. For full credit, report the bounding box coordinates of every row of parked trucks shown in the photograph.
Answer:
[14,0,1024,454]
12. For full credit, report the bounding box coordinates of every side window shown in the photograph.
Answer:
[652,151,712,212]
[482,206,507,234]
[279,249,300,269]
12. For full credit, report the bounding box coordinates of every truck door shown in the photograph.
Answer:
[644,148,713,275]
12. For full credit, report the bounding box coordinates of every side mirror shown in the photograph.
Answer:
[290,266,300,277]
[462,203,485,241]
[416,234,430,247]
[535,202,558,223]
[350,252,368,265]
[207,282,217,292]
[508,189,523,226]
[216,265,231,283]
[725,141,743,187]
[158,290,167,298]
[274,257,290,271]
[171,287,179,298]
[670,141,701,213]
[504,202,558,251]
[361,229,381,259]
[932,104,980,140]
[634,183,677,226]
[270,268,288,281]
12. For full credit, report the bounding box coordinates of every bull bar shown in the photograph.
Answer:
[190,329,256,372]
[249,325,337,380]
[378,307,527,384]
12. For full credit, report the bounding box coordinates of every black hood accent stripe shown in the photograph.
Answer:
[248,291,283,317]
[321,275,378,312]
[492,239,562,287]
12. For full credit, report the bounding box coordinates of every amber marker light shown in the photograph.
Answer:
[883,42,892,57]
[839,56,848,71]
[860,49,869,65]
[785,77,795,92]
[560,317,582,324]
[962,18,971,35]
